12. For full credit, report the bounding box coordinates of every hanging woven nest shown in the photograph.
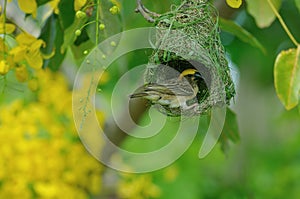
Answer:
[140,0,235,116]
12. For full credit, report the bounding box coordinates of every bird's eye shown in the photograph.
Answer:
[194,72,202,79]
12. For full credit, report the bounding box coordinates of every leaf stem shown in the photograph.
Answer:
[80,20,96,30]
[2,0,7,57]
[95,0,100,45]
[267,0,299,46]
[1,0,8,94]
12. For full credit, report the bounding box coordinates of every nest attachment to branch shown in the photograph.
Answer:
[143,0,235,116]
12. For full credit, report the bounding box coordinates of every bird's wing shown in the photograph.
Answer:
[146,81,195,96]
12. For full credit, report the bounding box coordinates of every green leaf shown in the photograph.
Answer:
[40,14,66,71]
[219,18,266,53]
[223,108,240,142]
[245,0,282,28]
[49,17,66,71]
[71,40,94,63]
[40,14,56,65]
[219,108,240,153]
[58,0,75,29]
[36,0,50,6]
[295,0,300,13]
[274,46,300,110]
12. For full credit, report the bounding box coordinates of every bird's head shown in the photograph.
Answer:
[178,68,203,82]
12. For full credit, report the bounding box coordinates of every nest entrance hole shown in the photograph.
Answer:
[158,57,211,103]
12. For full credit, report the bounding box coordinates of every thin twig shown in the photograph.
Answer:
[142,4,161,17]
[267,0,299,46]
[96,0,100,45]
[135,0,160,23]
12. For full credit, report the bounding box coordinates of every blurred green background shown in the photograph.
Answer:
[1,0,300,198]
[108,0,300,198]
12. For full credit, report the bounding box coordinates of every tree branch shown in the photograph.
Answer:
[101,98,149,162]
[135,0,160,23]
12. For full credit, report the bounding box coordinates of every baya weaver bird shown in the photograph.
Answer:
[130,68,204,110]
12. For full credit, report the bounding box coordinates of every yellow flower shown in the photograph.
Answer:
[28,78,38,91]
[74,0,87,11]
[16,31,37,45]
[0,37,8,53]
[0,23,15,34]
[34,182,59,198]
[10,32,45,69]
[9,45,26,62]
[25,40,45,69]
[0,22,16,34]
[48,0,60,14]
[17,0,37,18]
[0,60,9,75]
[90,175,102,194]
[15,64,28,82]
[0,70,104,198]
[163,165,179,182]
[0,15,16,34]
[118,174,161,199]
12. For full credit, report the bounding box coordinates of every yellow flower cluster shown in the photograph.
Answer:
[0,31,47,82]
[0,69,103,199]
[118,174,161,199]
[14,0,60,17]
[10,33,46,70]
[74,0,87,11]
[0,0,60,84]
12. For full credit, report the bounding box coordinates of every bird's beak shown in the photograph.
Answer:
[194,72,203,79]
